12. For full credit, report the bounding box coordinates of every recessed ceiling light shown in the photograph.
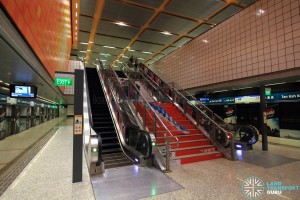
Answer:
[103,46,116,49]
[101,60,107,62]
[100,53,111,56]
[76,12,78,17]
[142,51,153,54]
[79,50,87,53]
[80,42,88,45]
[114,21,129,27]
[75,3,78,9]
[138,58,145,60]
[128,49,135,52]
[89,41,94,44]
[202,39,208,43]
[161,31,172,35]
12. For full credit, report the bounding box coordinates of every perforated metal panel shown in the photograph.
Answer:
[161,46,178,55]
[131,41,164,52]
[139,29,177,45]
[172,37,192,47]
[150,13,197,34]
[94,34,131,48]
[79,16,93,32]
[165,0,225,20]
[97,20,140,39]
[102,0,154,26]
[80,0,97,16]
[208,5,243,24]
[188,24,212,38]
[78,31,90,43]
[128,0,164,8]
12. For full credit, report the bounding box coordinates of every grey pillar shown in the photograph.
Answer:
[73,70,84,182]
[259,85,268,151]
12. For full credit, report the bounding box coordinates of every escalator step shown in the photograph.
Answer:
[102,148,122,154]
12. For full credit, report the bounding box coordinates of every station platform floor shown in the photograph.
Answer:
[0,117,299,200]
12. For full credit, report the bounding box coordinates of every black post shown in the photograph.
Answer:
[259,85,268,151]
[72,69,84,183]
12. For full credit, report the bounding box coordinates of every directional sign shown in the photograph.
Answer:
[54,77,73,86]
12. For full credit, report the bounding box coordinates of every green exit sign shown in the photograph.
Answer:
[265,87,271,96]
[54,78,73,86]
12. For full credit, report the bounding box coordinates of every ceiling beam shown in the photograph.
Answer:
[145,1,242,64]
[85,0,105,64]
[113,0,171,65]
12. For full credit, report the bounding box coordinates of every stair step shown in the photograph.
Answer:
[171,145,217,157]
[172,151,224,164]
[102,148,122,154]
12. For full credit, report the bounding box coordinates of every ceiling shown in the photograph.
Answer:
[77,0,258,68]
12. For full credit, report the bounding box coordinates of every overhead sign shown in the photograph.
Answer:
[265,87,271,96]
[54,77,73,86]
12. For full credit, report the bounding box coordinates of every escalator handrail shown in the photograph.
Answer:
[105,64,180,148]
[97,63,155,160]
[118,66,180,147]
[84,68,94,128]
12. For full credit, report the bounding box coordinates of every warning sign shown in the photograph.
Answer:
[74,115,82,135]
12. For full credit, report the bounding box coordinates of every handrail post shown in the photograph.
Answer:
[143,104,146,129]
[153,115,157,138]
[165,137,171,172]
[230,138,236,160]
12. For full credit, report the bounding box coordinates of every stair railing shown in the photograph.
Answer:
[121,63,169,102]
[136,65,237,160]
[97,63,179,171]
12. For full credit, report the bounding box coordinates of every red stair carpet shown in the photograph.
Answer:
[137,102,223,164]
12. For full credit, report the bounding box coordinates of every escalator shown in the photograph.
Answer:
[86,68,133,169]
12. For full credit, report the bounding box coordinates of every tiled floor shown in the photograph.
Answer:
[1,118,299,200]
[0,117,65,172]
[0,118,94,200]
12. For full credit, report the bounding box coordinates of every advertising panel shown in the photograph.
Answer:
[266,104,280,137]
[224,105,237,124]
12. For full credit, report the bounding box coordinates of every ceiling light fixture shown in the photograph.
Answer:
[142,51,153,54]
[202,39,208,43]
[103,46,116,49]
[114,21,129,27]
[76,3,78,9]
[128,49,135,52]
[80,42,88,45]
[138,58,145,60]
[76,12,78,17]
[161,31,172,35]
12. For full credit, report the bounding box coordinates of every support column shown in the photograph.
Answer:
[259,85,268,151]
[73,69,84,183]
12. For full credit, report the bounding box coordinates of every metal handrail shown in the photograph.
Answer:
[120,64,180,147]
[137,64,236,160]
[106,64,179,149]
[122,63,169,102]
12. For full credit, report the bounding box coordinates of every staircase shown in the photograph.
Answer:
[86,68,132,169]
[137,102,223,165]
